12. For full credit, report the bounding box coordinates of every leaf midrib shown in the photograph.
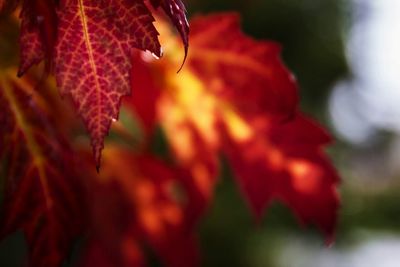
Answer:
[78,0,101,127]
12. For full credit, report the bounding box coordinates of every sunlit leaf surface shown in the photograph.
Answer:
[127,13,339,239]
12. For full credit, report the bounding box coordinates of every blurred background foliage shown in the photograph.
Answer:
[186,1,400,267]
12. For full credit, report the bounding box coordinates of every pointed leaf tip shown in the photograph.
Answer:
[151,0,189,68]
[54,0,161,167]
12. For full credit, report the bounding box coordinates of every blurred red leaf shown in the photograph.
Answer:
[222,114,339,239]
[18,1,45,76]
[82,147,199,267]
[127,13,339,239]
[125,53,161,136]
[189,13,298,120]
[18,0,58,75]
[0,70,84,267]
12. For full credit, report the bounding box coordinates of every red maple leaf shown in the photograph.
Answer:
[53,0,163,168]
[15,0,189,168]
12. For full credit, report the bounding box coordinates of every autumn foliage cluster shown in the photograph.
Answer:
[0,0,339,266]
